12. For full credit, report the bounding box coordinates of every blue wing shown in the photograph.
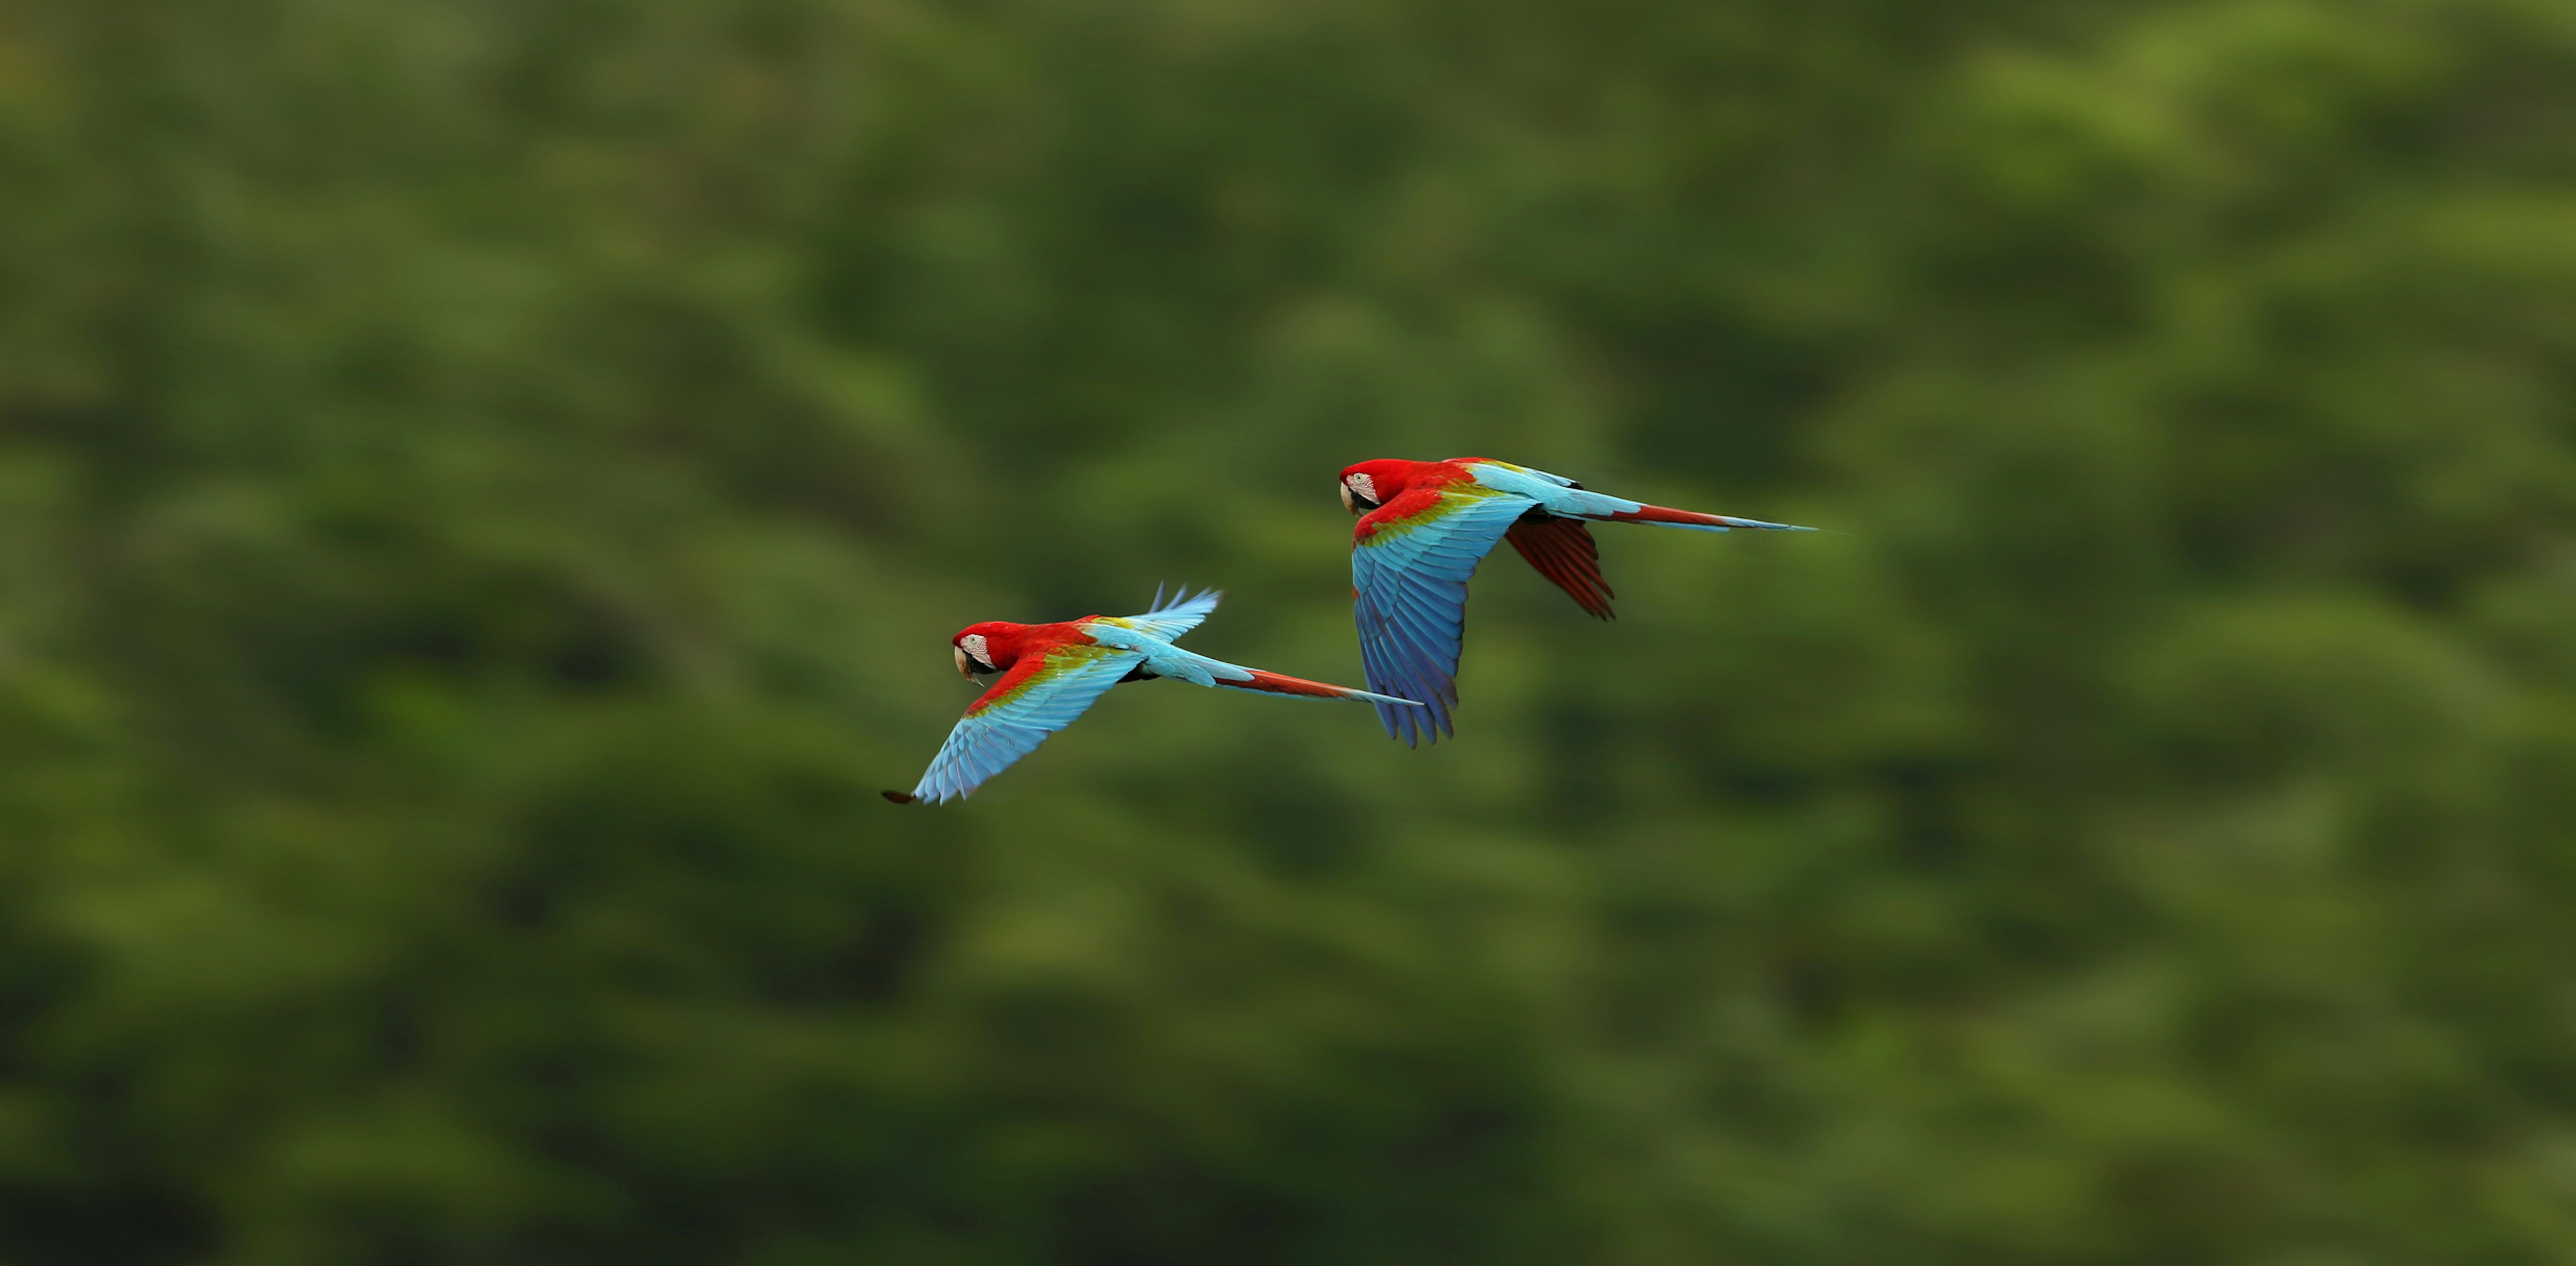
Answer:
[1120,584,1224,643]
[1350,488,1535,746]
[898,645,1142,804]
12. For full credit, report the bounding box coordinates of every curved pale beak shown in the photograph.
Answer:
[1340,482,1358,515]
[953,646,978,681]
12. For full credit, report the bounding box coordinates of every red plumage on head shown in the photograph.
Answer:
[1337,458,1466,509]
[1341,458,1481,540]
[951,621,1027,670]
[953,620,1115,670]
[947,620,1103,713]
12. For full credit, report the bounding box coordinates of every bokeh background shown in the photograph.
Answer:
[5,0,2576,1261]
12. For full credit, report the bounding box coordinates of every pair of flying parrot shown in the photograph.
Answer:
[883,456,1815,804]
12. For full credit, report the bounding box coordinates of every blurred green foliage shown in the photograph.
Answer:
[4,0,2576,1261]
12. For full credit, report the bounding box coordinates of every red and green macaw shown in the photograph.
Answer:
[885,586,1418,804]
[1339,457,1817,745]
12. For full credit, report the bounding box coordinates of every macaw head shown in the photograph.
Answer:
[1338,459,1432,515]
[951,622,1022,680]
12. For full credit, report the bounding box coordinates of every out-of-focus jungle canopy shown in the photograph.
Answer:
[4,0,2576,1261]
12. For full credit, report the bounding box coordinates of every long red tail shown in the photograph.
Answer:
[1603,503,1813,531]
[1235,668,1374,700]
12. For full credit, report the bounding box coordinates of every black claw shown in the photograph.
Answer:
[881,790,918,804]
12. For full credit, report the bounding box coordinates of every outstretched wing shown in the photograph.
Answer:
[889,643,1141,804]
[1350,486,1534,746]
[1120,584,1224,642]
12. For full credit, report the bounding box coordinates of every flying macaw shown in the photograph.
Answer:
[884,586,1420,804]
[1338,457,1817,746]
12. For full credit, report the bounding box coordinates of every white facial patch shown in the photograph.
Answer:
[959,633,990,669]
[1346,472,1377,503]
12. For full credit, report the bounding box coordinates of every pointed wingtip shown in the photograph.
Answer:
[1152,584,1225,613]
[881,790,919,804]
[1375,706,1415,746]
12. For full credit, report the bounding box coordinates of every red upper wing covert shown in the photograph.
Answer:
[1505,515,1615,620]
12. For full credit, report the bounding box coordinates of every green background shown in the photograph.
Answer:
[5,0,2576,1261]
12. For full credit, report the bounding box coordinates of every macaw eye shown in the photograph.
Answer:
[1342,473,1380,513]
